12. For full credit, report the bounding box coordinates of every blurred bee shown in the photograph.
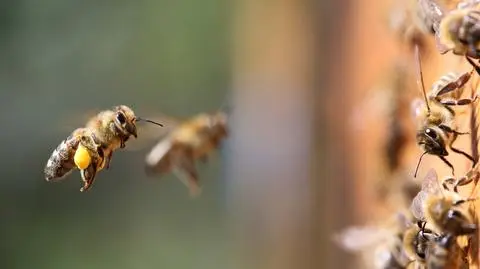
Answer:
[144,111,228,197]
[410,168,477,236]
[334,213,416,269]
[412,46,477,177]
[388,0,445,53]
[426,233,469,269]
[44,105,163,192]
[436,0,480,57]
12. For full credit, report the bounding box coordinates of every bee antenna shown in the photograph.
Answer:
[415,45,430,113]
[414,151,428,178]
[136,117,164,127]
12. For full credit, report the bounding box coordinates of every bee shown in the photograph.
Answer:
[412,46,477,177]
[402,221,438,266]
[44,105,163,192]
[389,0,445,53]
[144,111,228,197]
[426,233,469,269]
[410,168,477,236]
[334,213,415,269]
[436,0,480,57]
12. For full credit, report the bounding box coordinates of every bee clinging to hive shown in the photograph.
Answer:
[410,169,477,236]
[44,105,163,192]
[412,46,478,177]
[436,0,480,57]
[144,111,228,197]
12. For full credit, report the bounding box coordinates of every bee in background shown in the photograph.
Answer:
[412,46,477,177]
[436,0,480,57]
[410,168,477,236]
[388,0,444,53]
[44,105,163,192]
[334,213,415,269]
[426,233,469,269]
[144,111,228,197]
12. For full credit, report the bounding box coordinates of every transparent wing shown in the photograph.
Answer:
[333,226,393,252]
[457,0,480,9]
[410,190,428,220]
[410,168,440,220]
[417,0,444,33]
[420,168,441,194]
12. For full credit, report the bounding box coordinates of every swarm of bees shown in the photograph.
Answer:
[336,0,480,268]
[44,105,229,196]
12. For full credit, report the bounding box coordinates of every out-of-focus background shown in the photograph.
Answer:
[0,0,438,268]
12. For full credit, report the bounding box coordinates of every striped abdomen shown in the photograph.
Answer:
[44,128,84,181]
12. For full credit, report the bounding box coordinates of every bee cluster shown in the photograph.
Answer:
[44,105,229,197]
[336,0,480,268]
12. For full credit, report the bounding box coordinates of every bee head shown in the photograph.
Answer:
[416,127,448,156]
[113,105,138,138]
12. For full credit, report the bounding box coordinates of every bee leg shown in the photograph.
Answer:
[467,56,480,76]
[104,151,113,169]
[440,96,478,106]
[79,162,98,192]
[176,149,202,197]
[438,156,455,175]
[442,176,457,191]
[449,132,477,166]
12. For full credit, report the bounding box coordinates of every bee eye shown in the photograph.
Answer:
[425,128,437,139]
[116,113,126,125]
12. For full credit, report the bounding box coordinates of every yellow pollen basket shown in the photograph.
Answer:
[74,144,92,170]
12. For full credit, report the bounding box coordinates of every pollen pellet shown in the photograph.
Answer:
[74,145,91,170]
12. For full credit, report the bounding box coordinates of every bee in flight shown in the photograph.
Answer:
[144,111,228,197]
[410,168,477,236]
[44,105,163,192]
[412,46,478,177]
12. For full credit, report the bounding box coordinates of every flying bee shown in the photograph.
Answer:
[144,111,228,197]
[44,105,163,192]
[426,233,469,269]
[334,213,415,269]
[410,168,477,236]
[412,46,477,177]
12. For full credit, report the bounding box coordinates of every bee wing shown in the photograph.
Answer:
[144,134,176,174]
[333,226,393,252]
[457,0,480,9]
[420,168,442,194]
[410,169,441,220]
[417,0,444,33]
[410,190,428,220]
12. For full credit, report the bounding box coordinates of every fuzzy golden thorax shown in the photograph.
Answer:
[424,195,475,236]
[439,9,470,55]
[86,105,138,150]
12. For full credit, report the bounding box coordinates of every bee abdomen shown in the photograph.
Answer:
[44,130,82,181]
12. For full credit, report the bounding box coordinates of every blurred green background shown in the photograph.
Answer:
[0,1,232,268]
[0,0,353,268]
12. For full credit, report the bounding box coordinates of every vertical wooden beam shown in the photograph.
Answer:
[227,0,316,269]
